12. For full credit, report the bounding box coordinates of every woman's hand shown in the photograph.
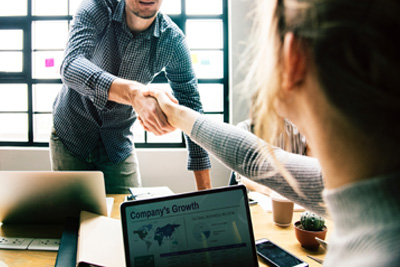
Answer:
[143,88,201,136]
[144,88,179,110]
[141,88,179,126]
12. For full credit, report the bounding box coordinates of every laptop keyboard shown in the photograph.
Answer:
[0,237,60,251]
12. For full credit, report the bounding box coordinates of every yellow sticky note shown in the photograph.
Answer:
[191,54,198,64]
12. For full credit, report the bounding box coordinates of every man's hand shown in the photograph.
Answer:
[143,87,200,135]
[193,169,211,191]
[133,91,175,136]
[108,78,176,136]
[142,87,179,120]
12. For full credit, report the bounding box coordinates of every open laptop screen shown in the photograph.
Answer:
[120,185,258,267]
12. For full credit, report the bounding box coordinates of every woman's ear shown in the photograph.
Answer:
[282,32,307,90]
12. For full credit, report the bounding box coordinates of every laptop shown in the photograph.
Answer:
[120,185,258,267]
[0,171,108,224]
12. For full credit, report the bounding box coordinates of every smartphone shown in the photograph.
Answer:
[255,238,308,267]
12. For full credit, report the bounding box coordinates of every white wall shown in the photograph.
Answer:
[0,147,231,193]
[0,1,253,194]
[229,0,255,125]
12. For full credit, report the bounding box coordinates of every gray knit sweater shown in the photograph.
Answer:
[191,116,400,266]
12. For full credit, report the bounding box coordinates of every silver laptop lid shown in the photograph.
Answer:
[0,171,107,224]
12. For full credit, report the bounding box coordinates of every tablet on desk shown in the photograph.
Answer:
[120,185,258,267]
[0,171,108,224]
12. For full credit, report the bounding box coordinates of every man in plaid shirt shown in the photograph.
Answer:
[50,0,211,193]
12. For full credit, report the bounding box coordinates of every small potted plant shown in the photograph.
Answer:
[294,210,327,250]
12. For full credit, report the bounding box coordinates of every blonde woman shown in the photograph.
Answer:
[144,0,400,265]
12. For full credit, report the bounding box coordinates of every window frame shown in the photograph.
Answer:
[0,0,229,149]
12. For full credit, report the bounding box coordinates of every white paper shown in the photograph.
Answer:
[77,211,125,267]
[106,197,114,217]
[129,186,174,200]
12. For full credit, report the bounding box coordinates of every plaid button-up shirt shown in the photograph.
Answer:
[53,0,210,170]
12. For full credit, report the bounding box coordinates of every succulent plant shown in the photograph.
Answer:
[300,210,325,231]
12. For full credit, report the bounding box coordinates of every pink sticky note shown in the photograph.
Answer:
[45,58,54,68]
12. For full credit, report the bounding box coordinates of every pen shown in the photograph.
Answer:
[307,255,324,265]
[315,237,328,250]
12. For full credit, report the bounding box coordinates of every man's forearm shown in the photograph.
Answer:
[193,169,211,191]
[108,78,142,106]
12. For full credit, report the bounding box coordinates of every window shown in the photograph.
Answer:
[0,0,229,148]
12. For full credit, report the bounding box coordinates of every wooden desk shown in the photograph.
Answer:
[0,195,330,267]
[251,204,329,267]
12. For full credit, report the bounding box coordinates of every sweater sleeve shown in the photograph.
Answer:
[190,116,328,217]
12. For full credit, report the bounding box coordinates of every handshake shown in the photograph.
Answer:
[136,86,180,136]
[108,78,200,136]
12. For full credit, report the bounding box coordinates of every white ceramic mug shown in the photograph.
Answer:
[271,191,294,227]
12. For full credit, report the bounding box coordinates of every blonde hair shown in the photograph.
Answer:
[244,0,312,145]
[241,0,301,191]
[243,0,283,146]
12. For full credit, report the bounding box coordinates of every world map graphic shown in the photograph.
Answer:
[133,223,181,251]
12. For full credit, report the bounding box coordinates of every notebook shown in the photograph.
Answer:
[120,185,259,267]
[0,171,108,224]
